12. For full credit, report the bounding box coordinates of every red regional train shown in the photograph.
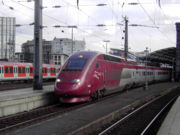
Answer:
[54,51,170,103]
[0,62,60,81]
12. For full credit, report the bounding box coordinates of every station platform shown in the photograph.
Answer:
[0,85,58,117]
[157,96,180,135]
[2,82,179,135]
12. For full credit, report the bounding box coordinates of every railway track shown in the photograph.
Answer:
[0,85,178,134]
[98,88,179,135]
[0,86,129,134]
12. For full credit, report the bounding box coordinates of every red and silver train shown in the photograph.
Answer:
[55,51,170,103]
[0,62,60,81]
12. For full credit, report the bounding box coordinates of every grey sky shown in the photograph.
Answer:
[0,0,179,53]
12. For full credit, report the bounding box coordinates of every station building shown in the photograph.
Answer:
[19,38,85,65]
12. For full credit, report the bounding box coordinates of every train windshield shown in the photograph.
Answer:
[64,59,87,71]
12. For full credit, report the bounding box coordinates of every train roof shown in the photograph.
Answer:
[0,62,60,67]
[72,51,136,62]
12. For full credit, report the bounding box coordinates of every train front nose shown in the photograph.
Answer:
[54,78,83,96]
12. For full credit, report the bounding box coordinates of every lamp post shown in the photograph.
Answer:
[68,26,77,54]
[103,40,110,54]
[145,47,148,90]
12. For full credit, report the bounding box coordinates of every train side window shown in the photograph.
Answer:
[30,68,33,73]
[18,67,21,73]
[23,68,25,73]
[0,67,1,73]
[5,67,8,73]
[96,63,99,68]
[2,67,4,73]
[10,67,13,73]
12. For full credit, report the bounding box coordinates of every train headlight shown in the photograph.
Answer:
[56,79,61,83]
[72,79,80,83]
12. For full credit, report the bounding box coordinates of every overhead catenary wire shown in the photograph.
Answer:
[137,0,175,45]
[5,0,109,44]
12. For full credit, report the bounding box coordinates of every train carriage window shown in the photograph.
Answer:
[2,67,4,73]
[10,67,13,73]
[30,68,33,73]
[0,67,1,73]
[103,55,121,63]
[22,68,25,73]
[5,67,8,73]
[18,67,21,73]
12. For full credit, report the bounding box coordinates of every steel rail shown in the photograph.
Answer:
[98,94,167,135]
[140,96,178,135]
[0,87,129,133]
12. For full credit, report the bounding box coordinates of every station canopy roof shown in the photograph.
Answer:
[140,47,176,65]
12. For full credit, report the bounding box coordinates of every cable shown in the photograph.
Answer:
[137,0,175,45]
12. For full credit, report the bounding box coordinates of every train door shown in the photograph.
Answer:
[14,65,18,79]
[26,66,30,79]
[92,60,104,91]
[0,65,2,80]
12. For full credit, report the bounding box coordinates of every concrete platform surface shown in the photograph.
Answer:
[0,85,58,117]
[157,96,180,135]
[0,85,54,99]
[2,82,179,135]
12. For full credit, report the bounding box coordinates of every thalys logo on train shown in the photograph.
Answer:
[93,71,103,80]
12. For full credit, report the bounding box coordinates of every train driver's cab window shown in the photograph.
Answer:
[64,59,87,71]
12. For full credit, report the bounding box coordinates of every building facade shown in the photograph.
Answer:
[0,17,15,61]
[21,38,85,65]
[51,54,68,65]
[14,52,25,62]
[52,38,85,57]
[21,39,52,64]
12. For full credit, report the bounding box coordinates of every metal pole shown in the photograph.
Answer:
[103,40,110,54]
[171,58,174,82]
[33,0,43,90]
[145,47,148,90]
[124,16,128,61]
[106,42,107,54]
[72,28,73,54]
[175,23,180,81]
